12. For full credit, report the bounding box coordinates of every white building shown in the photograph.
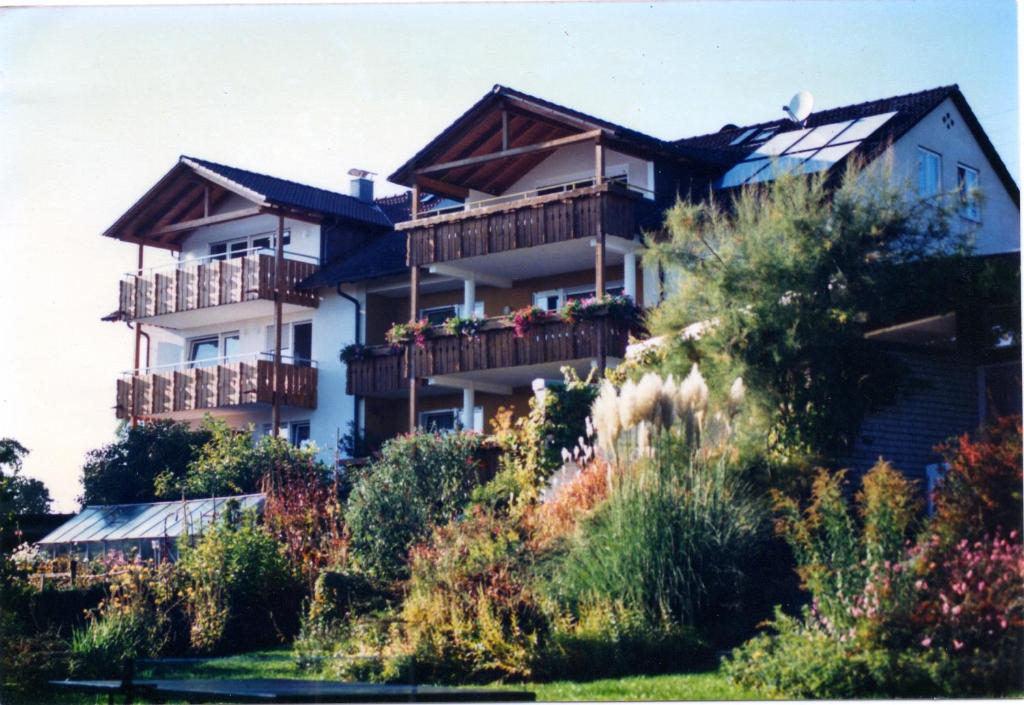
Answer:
[102,84,1020,478]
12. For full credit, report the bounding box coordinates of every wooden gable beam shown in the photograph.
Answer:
[121,172,200,239]
[470,121,564,194]
[415,129,605,177]
[414,175,469,201]
[449,113,545,191]
[144,206,264,238]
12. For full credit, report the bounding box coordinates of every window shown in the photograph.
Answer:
[533,281,625,311]
[289,421,311,447]
[265,321,312,365]
[917,148,942,198]
[210,230,291,260]
[188,332,240,367]
[419,407,483,433]
[188,336,219,368]
[957,164,981,221]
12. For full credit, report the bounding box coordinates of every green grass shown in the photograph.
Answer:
[19,647,760,703]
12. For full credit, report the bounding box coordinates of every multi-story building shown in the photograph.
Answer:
[102,84,1020,480]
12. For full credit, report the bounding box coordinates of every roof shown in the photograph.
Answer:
[183,156,394,228]
[300,230,409,288]
[674,85,1019,203]
[389,84,702,190]
[36,494,265,546]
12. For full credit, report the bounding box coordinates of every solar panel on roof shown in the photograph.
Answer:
[713,109,899,190]
[831,111,897,143]
[728,127,758,146]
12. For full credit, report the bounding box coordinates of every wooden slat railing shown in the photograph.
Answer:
[400,181,646,267]
[346,314,631,397]
[116,359,317,419]
[117,254,319,321]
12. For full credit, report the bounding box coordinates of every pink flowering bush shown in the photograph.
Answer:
[911,531,1024,692]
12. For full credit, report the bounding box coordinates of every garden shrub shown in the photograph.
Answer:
[262,453,347,590]
[396,507,547,683]
[345,431,482,582]
[930,415,1022,547]
[178,512,299,653]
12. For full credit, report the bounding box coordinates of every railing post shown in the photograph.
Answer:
[131,244,144,428]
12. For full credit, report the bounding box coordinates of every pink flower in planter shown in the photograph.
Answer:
[920,637,932,648]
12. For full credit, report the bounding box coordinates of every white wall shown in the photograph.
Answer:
[470,143,654,200]
[178,194,321,262]
[888,97,1019,255]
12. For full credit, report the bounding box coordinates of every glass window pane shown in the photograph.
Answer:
[917,149,941,197]
[799,142,860,174]
[189,338,219,367]
[728,127,757,146]
[222,334,240,359]
[209,243,227,261]
[290,422,311,447]
[252,237,272,251]
[229,241,249,258]
[292,322,312,366]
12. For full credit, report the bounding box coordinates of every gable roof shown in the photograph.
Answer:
[182,156,394,228]
[389,84,702,194]
[674,85,1019,204]
[103,156,394,249]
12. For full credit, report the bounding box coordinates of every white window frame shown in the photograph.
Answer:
[917,147,942,198]
[533,280,625,311]
[186,331,240,367]
[957,163,981,222]
[210,229,291,260]
[289,420,312,448]
[418,406,484,433]
[264,320,312,361]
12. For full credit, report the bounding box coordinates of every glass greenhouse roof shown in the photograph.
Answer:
[36,494,265,546]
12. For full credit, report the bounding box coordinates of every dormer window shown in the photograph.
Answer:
[957,164,981,222]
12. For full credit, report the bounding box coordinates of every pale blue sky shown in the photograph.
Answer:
[0,1,1018,510]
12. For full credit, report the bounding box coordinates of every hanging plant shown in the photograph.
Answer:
[386,319,431,348]
[508,305,549,338]
[559,294,642,328]
[339,343,369,364]
[443,315,483,338]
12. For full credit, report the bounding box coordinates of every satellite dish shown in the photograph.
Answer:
[783,91,814,124]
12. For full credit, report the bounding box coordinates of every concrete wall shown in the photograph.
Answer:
[888,97,1020,255]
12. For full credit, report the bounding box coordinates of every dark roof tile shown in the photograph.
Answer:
[183,156,394,228]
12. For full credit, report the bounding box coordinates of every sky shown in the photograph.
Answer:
[0,0,1019,511]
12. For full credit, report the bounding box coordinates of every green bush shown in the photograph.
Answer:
[345,432,482,582]
[178,512,299,653]
[724,606,954,699]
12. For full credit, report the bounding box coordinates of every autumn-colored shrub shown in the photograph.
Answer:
[262,459,347,590]
[931,415,1022,546]
[525,459,612,550]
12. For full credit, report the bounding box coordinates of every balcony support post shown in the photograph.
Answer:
[131,244,144,428]
[409,186,421,432]
[624,251,637,302]
[461,387,475,432]
[463,277,476,318]
[272,214,284,438]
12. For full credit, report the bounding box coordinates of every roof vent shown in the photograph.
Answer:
[348,168,376,202]
[783,91,814,126]
[719,123,739,133]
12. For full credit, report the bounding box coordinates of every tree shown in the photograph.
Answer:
[645,165,966,462]
[0,438,52,516]
[79,421,211,506]
[155,416,324,500]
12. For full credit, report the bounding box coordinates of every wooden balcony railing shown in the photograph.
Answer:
[117,253,319,322]
[116,356,317,420]
[399,181,651,266]
[347,314,632,397]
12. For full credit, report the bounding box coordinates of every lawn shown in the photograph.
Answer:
[26,647,760,703]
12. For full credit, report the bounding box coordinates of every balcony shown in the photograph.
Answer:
[116,249,319,328]
[116,354,317,420]
[400,180,655,267]
[347,313,632,397]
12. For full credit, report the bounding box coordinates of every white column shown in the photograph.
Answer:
[623,251,637,301]
[462,387,475,431]
[463,277,476,317]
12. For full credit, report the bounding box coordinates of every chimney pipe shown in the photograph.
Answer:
[347,168,376,202]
